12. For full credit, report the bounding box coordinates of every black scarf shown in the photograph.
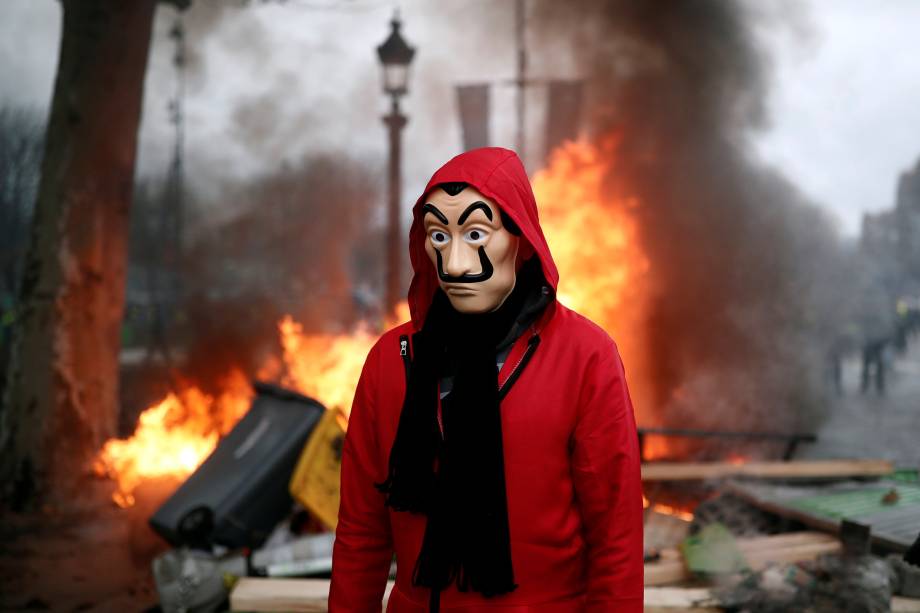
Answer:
[377,258,548,603]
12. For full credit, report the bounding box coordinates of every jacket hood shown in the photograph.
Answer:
[407,147,560,326]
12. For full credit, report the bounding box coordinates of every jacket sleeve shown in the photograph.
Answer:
[571,344,644,612]
[329,342,394,612]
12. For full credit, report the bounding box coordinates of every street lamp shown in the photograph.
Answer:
[377,11,415,319]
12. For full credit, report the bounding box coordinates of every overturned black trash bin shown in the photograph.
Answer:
[150,381,326,549]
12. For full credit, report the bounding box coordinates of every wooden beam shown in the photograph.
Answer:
[644,532,841,586]
[644,587,720,611]
[746,541,842,569]
[230,578,393,612]
[642,459,893,481]
[653,530,836,561]
[645,558,688,586]
[736,531,837,552]
[893,596,920,613]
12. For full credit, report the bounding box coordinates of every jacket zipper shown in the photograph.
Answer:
[498,333,541,400]
[399,334,411,382]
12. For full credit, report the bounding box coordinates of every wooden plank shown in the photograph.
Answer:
[644,587,720,611]
[642,459,893,481]
[893,597,920,612]
[645,532,841,586]
[746,541,842,569]
[659,548,682,561]
[645,558,688,586]
[229,578,393,612]
[655,531,835,562]
[735,531,837,552]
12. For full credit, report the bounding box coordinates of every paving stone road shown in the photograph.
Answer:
[799,338,920,468]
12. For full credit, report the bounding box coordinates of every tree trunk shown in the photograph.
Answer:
[0,0,157,509]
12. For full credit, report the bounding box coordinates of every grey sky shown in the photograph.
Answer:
[1,0,918,236]
[749,0,920,234]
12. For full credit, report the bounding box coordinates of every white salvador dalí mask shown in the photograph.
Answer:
[422,184,521,314]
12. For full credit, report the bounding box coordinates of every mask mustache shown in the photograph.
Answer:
[436,247,494,283]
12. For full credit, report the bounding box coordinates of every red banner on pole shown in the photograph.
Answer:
[456,84,491,151]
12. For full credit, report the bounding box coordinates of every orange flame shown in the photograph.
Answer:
[643,437,674,462]
[642,495,694,522]
[273,315,378,415]
[533,139,653,418]
[94,369,252,507]
[533,138,649,322]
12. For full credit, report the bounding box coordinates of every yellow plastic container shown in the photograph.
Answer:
[289,408,347,530]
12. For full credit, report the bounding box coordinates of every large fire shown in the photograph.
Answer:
[533,138,648,325]
[94,316,384,507]
[95,140,653,507]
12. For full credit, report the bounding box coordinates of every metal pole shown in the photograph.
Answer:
[515,0,526,159]
[384,95,407,318]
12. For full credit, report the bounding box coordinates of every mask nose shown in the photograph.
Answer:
[444,240,479,277]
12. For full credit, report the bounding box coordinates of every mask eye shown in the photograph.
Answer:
[429,229,450,247]
[462,229,488,244]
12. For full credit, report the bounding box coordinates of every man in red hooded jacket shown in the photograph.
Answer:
[329,148,644,612]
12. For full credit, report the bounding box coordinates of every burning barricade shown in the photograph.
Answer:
[141,382,346,612]
[89,306,385,611]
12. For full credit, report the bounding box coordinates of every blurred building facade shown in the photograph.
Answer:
[895,159,920,288]
[861,157,920,292]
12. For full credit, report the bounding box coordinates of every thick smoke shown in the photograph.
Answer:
[532,1,848,449]
[122,151,380,413]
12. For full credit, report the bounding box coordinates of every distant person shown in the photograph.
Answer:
[329,148,644,611]
[861,337,887,395]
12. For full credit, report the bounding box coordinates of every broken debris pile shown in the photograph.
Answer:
[714,551,895,613]
[643,460,920,612]
[146,381,346,613]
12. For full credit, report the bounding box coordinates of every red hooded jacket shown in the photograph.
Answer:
[329,148,644,612]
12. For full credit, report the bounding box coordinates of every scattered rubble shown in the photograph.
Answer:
[713,553,904,613]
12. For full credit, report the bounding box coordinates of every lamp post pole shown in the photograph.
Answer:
[376,12,415,320]
[515,0,526,158]
[384,96,407,319]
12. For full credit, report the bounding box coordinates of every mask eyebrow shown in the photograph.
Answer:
[457,201,494,225]
[422,203,449,225]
